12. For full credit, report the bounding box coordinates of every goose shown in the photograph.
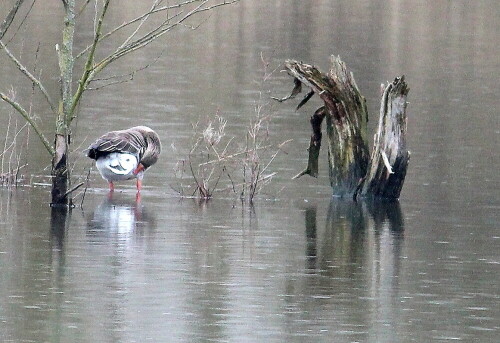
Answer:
[87,126,161,192]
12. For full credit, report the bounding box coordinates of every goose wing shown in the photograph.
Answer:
[87,129,146,160]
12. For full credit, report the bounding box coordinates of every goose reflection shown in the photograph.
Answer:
[86,193,156,241]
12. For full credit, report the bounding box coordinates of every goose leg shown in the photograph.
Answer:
[108,181,115,192]
[135,179,142,203]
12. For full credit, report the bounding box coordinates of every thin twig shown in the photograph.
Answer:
[93,0,239,76]
[198,144,274,166]
[87,52,162,90]
[63,182,84,197]
[118,0,163,51]
[5,0,36,45]
[1,112,12,175]
[0,91,54,156]
[0,121,29,159]
[76,0,198,59]
[79,166,92,209]
[0,0,26,40]
[0,40,57,113]
[76,0,93,17]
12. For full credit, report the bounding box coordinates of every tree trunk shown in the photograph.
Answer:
[51,134,69,206]
[278,55,410,200]
[51,0,75,206]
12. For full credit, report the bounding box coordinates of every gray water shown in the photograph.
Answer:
[1,1,499,342]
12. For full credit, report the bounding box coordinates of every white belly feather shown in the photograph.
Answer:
[96,152,138,182]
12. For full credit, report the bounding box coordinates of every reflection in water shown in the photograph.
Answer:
[183,203,231,343]
[0,0,497,340]
[44,195,159,343]
[305,199,404,272]
[84,195,157,342]
[304,207,318,270]
[50,207,70,251]
[86,194,157,240]
[49,207,70,343]
[293,200,405,340]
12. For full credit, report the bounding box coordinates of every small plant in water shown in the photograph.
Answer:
[1,95,29,187]
[189,113,231,199]
[173,54,290,202]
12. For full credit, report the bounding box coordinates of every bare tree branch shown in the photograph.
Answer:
[78,0,239,72]
[0,91,54,156]
[0,0,26,40]
[0,40,57,113]
[0,122,29,160]
[76,0,199,60]
[69,0,111,120]
[94,0,206,72]
[76,0,93,17]
[88,51,163,90]
[70,0,239,117]
[118,0,163,51]
[4,0,37,45]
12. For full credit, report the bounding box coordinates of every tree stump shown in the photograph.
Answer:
[276,55,410,200]
[361,77,410,198]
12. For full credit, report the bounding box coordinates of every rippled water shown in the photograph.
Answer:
[1,0,499,342]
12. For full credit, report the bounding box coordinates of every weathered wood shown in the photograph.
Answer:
[361,77,410,198]
[282,56,370,196]
[51,0,76,206]
[51,134,70,207]
[277,55,410,200]
[293,106,326,179]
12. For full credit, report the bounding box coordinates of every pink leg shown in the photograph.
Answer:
[109,181,115,192]
[136,179,142,192]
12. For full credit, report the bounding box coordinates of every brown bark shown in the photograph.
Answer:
[361,77,410,198]
[51,134,70,206]
[277,55,410,200]
[293,106,326,179]
[281,56,370,196]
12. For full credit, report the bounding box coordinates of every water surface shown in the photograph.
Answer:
[1,0,499,342]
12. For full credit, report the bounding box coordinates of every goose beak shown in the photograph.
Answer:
[133,163,145,175]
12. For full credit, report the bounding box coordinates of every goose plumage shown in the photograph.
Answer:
[87,126,161,192]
